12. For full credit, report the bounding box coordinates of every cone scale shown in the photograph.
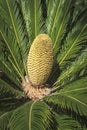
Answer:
[27,34,53,87]
[23,34,53,100]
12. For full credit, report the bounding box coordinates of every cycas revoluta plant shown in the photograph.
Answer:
[0,0,87,130]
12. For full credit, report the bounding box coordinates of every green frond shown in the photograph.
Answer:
[8,101,51,130]
[0,77,25,112]
[0,0,28,76]
[53,48,87,88]
[45,77,87,116]
[0,27,25,81]
[0,78,24,98]
[57,7,87,69]
[0,111,13,130]
[20,0,43,44]
[0,97,26,113]
[0,0,87,129]
[52,112,83,130]
[46,0,75,54]
[19,0,30,37]
[72,0,87,25]
[0,38,21,86]
[0,59,21,87]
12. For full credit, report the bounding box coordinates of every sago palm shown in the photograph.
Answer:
[0,0,87,130]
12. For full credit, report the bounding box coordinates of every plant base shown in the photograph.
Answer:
[22,76,51,100]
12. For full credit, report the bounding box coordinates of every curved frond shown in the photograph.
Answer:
[0,98,26,114]
[0,38,22,86]
[0,59,21,87]
[0,0,87,129]
[53,48,87,88]
[0,77,25,111]
[0,24,25,81]
[52,112,83,130]
[72,0,87,26]
[0,111,13,130]
[9,101,51,130]
[0,78,24,98]
[45,77,87,116]
[20,0,43,44]
[0,0,28,77]
[57,7,87,69]
[46,0,75,54]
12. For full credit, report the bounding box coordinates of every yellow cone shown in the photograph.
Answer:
[27,34,53,86]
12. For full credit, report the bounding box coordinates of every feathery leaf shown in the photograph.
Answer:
[45,77,87,116]
[52,112,83,130]
[9,101,51,130]
[20,0,43,44]
[0,38,21,86]
[0,111,13,130]
[57,7,87,69]
[0,0,28,76]
[53,48,87,88]
[46,0,75,54]
[0,78,24,98]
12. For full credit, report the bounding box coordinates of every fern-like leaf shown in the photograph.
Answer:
[0,37,21,86]
[46,0,75,54]
[52,112,83,130]
[57,7,87,69]
[0,78,24,98]
[0,111,13,130]
[53,48,87,88]
[0,0,28,77]
[20,0,43,44]
[9,101,51,130]
[45,77,87,116]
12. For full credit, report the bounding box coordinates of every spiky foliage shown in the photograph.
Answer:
[0,0,87,130]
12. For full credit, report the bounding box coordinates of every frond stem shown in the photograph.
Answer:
[0,30,25,81]
[29,101,36,130]
[59,24,87,65]
[50,0,61,36]
[6,0,27,75]
[53,0,71,48]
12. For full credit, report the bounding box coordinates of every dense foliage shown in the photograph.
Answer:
[0,0,87,130]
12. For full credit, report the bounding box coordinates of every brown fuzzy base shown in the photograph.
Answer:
[22,76,51,100]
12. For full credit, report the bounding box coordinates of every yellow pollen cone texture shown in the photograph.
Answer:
[27,34,53,86]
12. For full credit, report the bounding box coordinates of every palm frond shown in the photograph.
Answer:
[0,62,21,87]
[0,37,21,86]
[0,78,24,98]
[20,0,43,44]
[8,101,51,130]
[0,59,20,87]
[45,77,87,116]
[0,0,87,129]
[0,27,24,81]
[0,0,28,77]
[53,48,87,88]
[52,112,83,130]
[0,98,26,113]
[19,0,30,38]
[0,78,25,112]
[0,111,13,130]
[46,0,75,54]
[72,0,87,26]
[57,7,87,69]
[0,88,26,113]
